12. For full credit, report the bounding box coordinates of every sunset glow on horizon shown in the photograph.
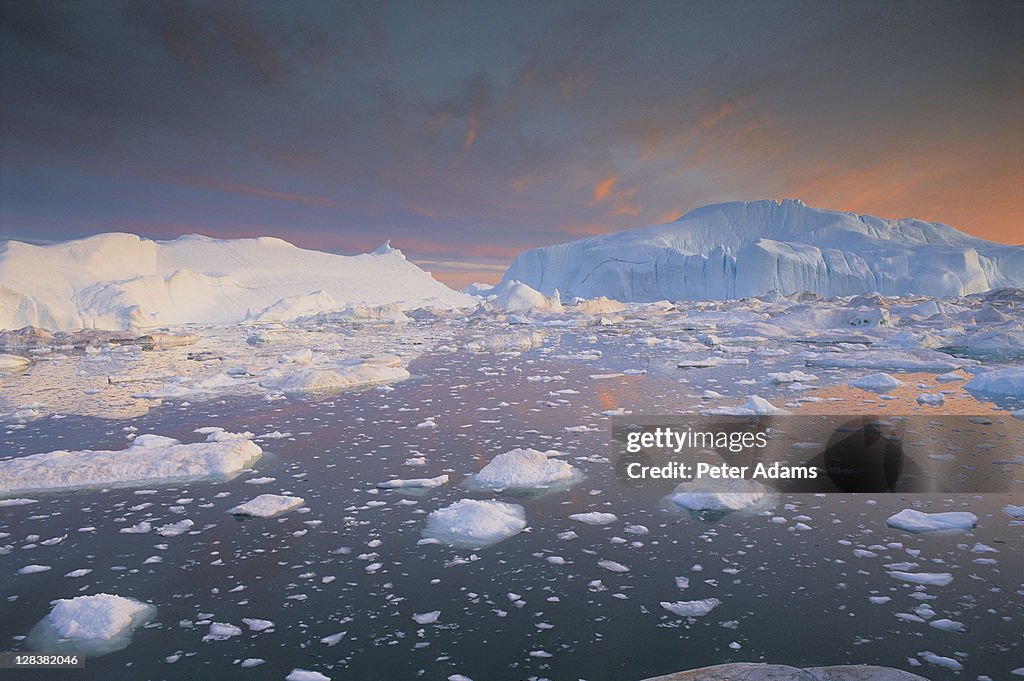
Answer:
[2,1,1021,288]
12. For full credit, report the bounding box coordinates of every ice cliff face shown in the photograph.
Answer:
[502,200,1024,301]
[0,233,473,331]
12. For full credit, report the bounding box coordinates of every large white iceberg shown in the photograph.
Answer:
[502,199,1023,301]
[422,499,527,548]
[469,448,580,490]
[0,234,472,331]
[0,432,262,496]
[965,367,1024,397]
[27,594,156,656]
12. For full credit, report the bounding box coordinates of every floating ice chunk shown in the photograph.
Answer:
[412,611,440,624]
[888,571,954,586]
[767,371,818,384]
[916,393,944,406]
[155,519,193,537]
[241,618,274,632]
[928,618,965,632]
[574,297,626,315]
[203,622,242,641]
[1003,505,1024,518]
[0,354,30,370]
[422,499,527,548]
[465,331,544,353]
[377,475,448,489]
[917,651,963,671]
[664,479,767,512]
[705,395,787,416]
[27,594,156,656]
[0,497,37,506]
[0,433,262,496]
[660,598,721,617]
[286,669,331,681]
[487,280,563,314]
[470,448,580,490]
[568,512,618,525]
[965,367,1024,397]
[227,494,305,518]
[19,564,51,574]
[850,373,902,391]
[320,631,347,646]
[806,349,963,372]
[260,359,410,395]
[886,509,977,533]
[597,560,629,573]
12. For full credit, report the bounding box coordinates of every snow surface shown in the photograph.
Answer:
[886,509,977,533]
[422,499,527,548]
[502,199,1024,301]
[0,233,472,331]
[470,448,580,490]
[0,431,261,496]
[27,594,155,656]
[227,494,305,518]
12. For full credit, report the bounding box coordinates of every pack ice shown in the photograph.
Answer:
[0,234,472,331]
[502,199,1024,301]
[0,432,261,496]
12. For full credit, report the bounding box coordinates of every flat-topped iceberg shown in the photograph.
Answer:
[502,199,1023,301]
[664,479,768,512]
[259,356,411,395]
[27,594,156,656]
[886,509,977,533]
[468,448,581,491]
[227,494,305,518]
[660,598,721,617]
[422,499,527,548]
[0,233,472,331]
[0,432,262,496]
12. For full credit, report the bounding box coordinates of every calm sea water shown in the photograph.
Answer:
[1,337,1021,680]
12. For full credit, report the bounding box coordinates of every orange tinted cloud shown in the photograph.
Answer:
[464,112,479,149]
[199,179,338,208]
[593,175,616,202]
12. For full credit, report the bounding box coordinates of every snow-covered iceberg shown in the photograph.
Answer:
[663,479,768,512]
[0,432,262,496]
[468,448,581,491]
[502,199,1024,301]
[422,499,527,548]
[0,234,473,331]
[27,594,156,656]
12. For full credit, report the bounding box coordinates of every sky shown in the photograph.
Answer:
[1,0,1021,288]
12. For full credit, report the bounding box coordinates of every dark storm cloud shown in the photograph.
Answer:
[1,0,1021,284]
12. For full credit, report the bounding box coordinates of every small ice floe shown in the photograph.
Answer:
[377,475,449,489]
[465,331,544,353]
[286,669,332,681]
[886,509,977,533]
[660,598,721,617]
[26,594,156,656]
[422,499,527,548]
[227,494,305,518]
[597,559,629,573]
[916,393,944,406]
[155,519,193,537]
[568,512,617,525]
[0,431,262,496]
[704,395,787,416]
[241,618,274,632]
[467,448,581,491]
[412,610,441,624]
[1003,505,1024,518]
[767,371,817,384]
[805,349,964,372]
[0,497,37,506]
[18,564,51,574]
[917,651,963,671]
[849,373,902,391]
[663,479,767,513]
[259,356,410,395]
[888,571,954,586]
[203,622,242,641]
[320,631,347,646]
[964,366,1024,397]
